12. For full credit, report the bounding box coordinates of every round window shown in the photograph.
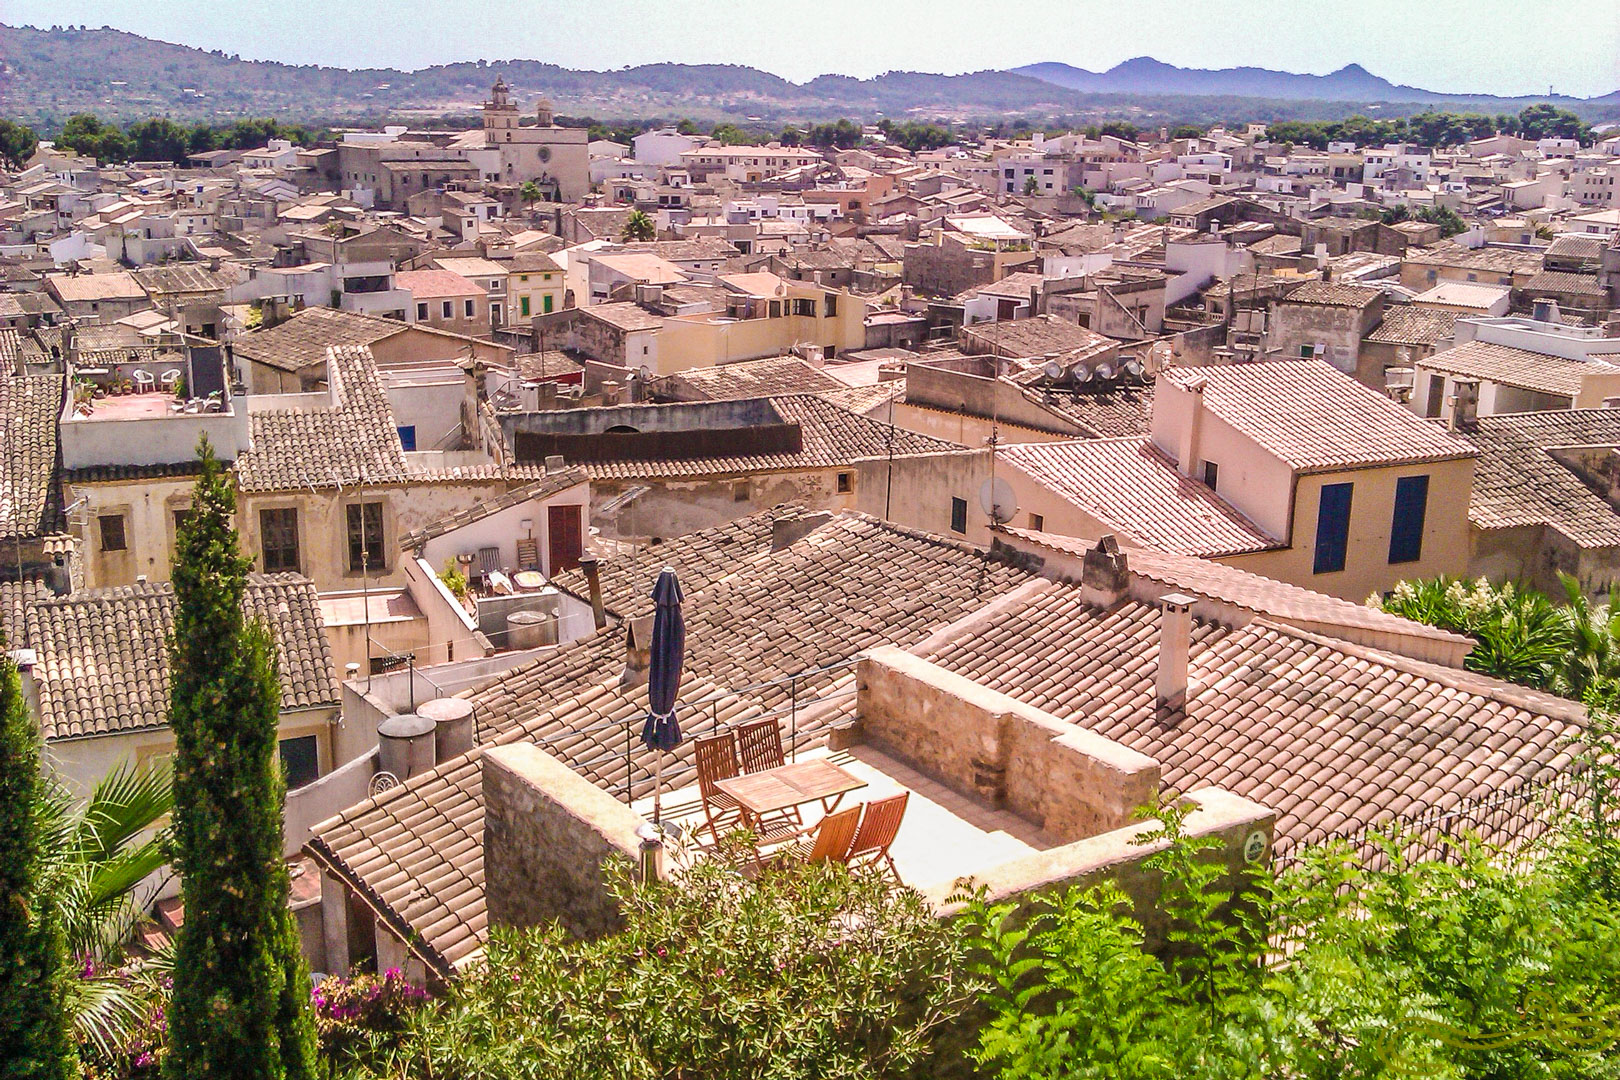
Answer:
[539,146,551,163]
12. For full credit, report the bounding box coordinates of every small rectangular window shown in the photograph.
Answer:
[99,514,127,552]
[1028,512,1044,531]
[346,501,386,572]
[441,300,453,319]
[1202,461,1220,490]
[732,479,750,503]
[950,497,968,534]
[465,299,476,318]
[543,294,554,313]
[824,294,838,317]
[260,507,300,573]
[1313,483,1354,574]
[416,302,428,321]
[836,472,852,494]
[279,735,320,790]
[1389,475,1429,564]
[397,425,417,452]
[520,295,531,317]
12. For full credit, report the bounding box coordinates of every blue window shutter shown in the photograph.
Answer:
[1313,483,1353,574]
[1388,475,1429,564]
[397,425,417,451]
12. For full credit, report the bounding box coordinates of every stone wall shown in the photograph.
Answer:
[855,647,1160,843]
[482,743,651,938]
[924,787,1276,952]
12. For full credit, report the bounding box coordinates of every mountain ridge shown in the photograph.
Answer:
[3,24,1615,129]
[1012,57,1611,106]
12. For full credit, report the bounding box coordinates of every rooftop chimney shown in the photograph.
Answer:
[618,614,655,691]
[1447,377,1480,433]
[579,554,607,630]
[771,509,833,552]
[1156,593,1196,714]
[1175,376,1206,478]
[1079,534,1129,607]
[1531,297,1562,325]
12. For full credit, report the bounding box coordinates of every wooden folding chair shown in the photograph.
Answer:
[694,732,743,843]
[781,805,861,865]
[847,792,909,878]
[735,718,786,774]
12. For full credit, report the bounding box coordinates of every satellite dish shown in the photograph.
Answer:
[979,476,1017,525]
[1042,359,1064,380]
[639,364,652,380]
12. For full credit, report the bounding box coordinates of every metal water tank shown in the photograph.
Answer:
[377,713,436,780]
[418,697,476,761]
[507,608,558,649]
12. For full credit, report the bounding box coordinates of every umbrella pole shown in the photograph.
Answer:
[653,754,663,828]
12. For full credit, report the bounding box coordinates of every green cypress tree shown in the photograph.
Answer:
[0,649,77,1080]
[164,439,316,1080]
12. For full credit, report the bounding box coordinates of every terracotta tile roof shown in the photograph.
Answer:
[1520,270,1607,297]
[1404,242,1544,275]
[1280,281,1383,308]
[997,528,1472,652]
[566,395,962,481]
[0,375,64,542]
[26,574,339,742]
[1161,359,1477,473]
[1032,381,1154,438]
[512,350,585,382]
[919,581,1584,850]
[235,345,409,492]
[1364,306,1459,347]
[1,577,48,648]
[308,674,761,974]
[232,308,405,375]
[399,467,588,551]
[46,271,147,303]
[129,263,242,296]
[548,504,824,621]
[1463,409,1620,546]
[814,381,907,416]
[583,301,665,333]
[961,315,1116,361]
[1421,340,1620,398]
[664,356,845,400]
[308,512,1031,973]
[1003,438,1283,557]
[396,269,481,300]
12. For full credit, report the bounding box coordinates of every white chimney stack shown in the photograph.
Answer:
[1157,593,1196,713]
[1175,378,1206,478]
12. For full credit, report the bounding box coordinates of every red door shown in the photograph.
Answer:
[547,504,583,574]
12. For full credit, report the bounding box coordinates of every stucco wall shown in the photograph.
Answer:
[1227,457,1475,601]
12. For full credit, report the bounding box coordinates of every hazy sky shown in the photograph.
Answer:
[10,0,1620,98]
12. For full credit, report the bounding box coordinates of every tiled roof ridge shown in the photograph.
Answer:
[1248,616,1589,726]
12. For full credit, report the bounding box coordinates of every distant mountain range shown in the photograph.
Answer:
[3,24,1615,131]
[1013,58,1620,108]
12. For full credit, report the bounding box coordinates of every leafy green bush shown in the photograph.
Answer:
[351,853,972,1080]
[964,790,1620,1080]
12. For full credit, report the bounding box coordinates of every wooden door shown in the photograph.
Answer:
[547,504,583,574]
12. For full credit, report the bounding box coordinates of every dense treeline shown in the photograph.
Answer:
[1267,103,1593,150]
[2,114,319,167]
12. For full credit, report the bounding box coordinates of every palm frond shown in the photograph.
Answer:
[73,761,173,863]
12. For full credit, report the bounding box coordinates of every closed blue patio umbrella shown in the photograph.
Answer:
[640,567,685,828]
